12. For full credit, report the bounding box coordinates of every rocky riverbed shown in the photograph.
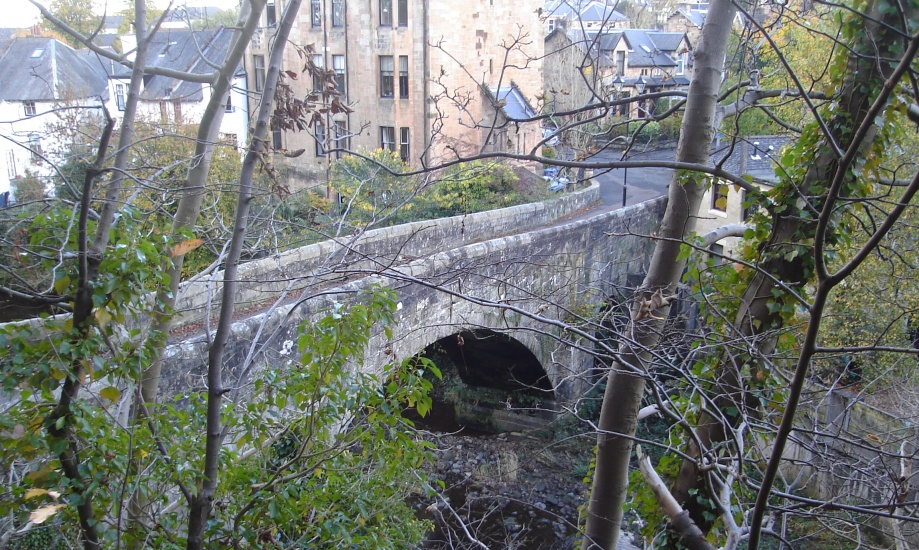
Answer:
[414,428,643,549]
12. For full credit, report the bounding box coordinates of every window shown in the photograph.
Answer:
[676,52,687,75]
[174,101,183,123]
[312,54,324,91]
[311,0,321,27]
[379,56,394,97]
[315,121,326,156]
[380,0,392,26]
[709,243,724,265]
[333,121,348,158]
[23,101,36,117]
[115,84,126,111]
[548,19,555,32]
[616,51,625,75]
[380,126,396,152]
[253,55,266,92]
[398,0,407,26]
[28,134,42,162]
[272,126,283,150]
[333,55,346,93]
[225,92,233,113]
[742,189,758,221]
[617,91,630,116]
[398,56,409,98]
[7,150,17,179]
[332,0,344,26]
[711,183,729,212]
[266,1,276,27]
[399,127,410,162]
[222,133,238,148]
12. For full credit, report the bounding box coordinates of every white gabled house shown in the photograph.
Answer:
[0,34,108,200]
[114,27,249,149]
[0,27,248,202]
[696,135,792,258]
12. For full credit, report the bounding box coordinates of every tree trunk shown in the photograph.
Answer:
[139,0,264,409]
[580,2,739,548]
[184,1,299,547]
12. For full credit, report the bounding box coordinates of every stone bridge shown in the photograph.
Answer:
[162,184,666,409]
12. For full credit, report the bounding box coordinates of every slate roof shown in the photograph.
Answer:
[710,135,792,183]
[546,1,627,24]
[129,27,237,101]
[578,3,629,23]
[671,8,706,28]
[0,37,108,101]
[487,84,537,121]
[165,6,222,25]
[621,30,682,68]
[564,29,688,76]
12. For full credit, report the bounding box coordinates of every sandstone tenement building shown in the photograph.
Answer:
[248,0,544,193]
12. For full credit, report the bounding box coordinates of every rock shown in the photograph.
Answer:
[545,494,559,506]
[535,482,546,492]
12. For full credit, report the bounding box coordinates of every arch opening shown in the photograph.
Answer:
[410,329,557,434]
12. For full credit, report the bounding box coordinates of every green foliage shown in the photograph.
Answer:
[0,208,171,542]
[115,5,166,35]
[0,277,440,547]
[331,153,529,227]
[420,161,522,218]
[54,156,88,201]
[42,0,101,48]
[200,286,440,547]
[331,149,417,227]
[627,120,661,139]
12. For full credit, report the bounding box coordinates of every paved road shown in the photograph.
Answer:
[547,147,676,227]
[589,147,676,208]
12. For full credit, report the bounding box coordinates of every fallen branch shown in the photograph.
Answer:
[636,445,715,550]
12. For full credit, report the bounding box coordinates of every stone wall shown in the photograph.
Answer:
[785,388,919,547]
[171,183,601,331]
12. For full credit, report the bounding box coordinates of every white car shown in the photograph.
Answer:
[542,127,560,147]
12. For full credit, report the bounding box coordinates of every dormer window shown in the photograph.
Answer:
[751,141,761,160]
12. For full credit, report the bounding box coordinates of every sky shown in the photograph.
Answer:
[9,1,240,28]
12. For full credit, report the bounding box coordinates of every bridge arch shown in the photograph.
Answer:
[429,329,554,397]
[408,329,557,433]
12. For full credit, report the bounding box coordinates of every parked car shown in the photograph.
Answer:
[543,167,569,192]
[542,126,560,147]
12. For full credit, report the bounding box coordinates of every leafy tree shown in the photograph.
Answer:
[10,175,46,203]
[330,149,418,227]
[420,161,522,218]
[42,0,101,47]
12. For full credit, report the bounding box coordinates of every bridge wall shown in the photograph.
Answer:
[162,196,667,406]
[170,184,602,332]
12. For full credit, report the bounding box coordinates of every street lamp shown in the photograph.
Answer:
[611,75,624,116]
[634,76,647,119]
[634,76,647,95]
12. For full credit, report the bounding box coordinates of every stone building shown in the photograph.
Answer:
[248,0,544,193]
[544,0,630,34]
[544,28,692,117]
